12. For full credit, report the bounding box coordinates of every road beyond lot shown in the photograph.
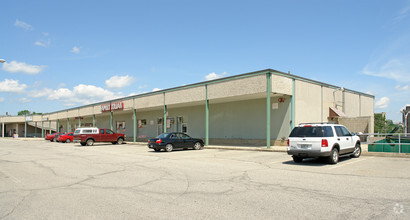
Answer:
[1,139,409,219]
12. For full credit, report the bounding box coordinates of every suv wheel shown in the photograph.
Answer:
[351,143,361,158]
[328,148,339,164]
[86,139,94,146]
[117,138,124,145]
[293,156,303,163]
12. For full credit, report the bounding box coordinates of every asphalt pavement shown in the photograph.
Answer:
[1,138,409,219]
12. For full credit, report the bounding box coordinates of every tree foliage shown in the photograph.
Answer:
[17,110,42,115]
[374,114,403,134]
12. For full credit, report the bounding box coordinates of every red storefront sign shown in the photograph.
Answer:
[101,101,124,112]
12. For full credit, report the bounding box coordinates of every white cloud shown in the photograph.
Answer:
[362,59,410,83]
[105,75,135,89]
[152,88,161,92]
[395,85,409,90]
[0,97,4,102]
[0,79,27,93]
[47,84,122,105]
[19,97,31,103]
[28,88,53,98]
[35,39,50,47]
[395,5,410,23]
[2,61,46,75]
[205,72,227,81]
[71,46,80,54]
[375,97,390,109]
[14,19,33,31]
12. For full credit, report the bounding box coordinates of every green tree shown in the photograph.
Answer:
[374,114,403,134]
[17,110,31,115]
[17,110,42,115]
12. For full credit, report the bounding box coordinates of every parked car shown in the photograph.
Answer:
[73,127,125,146]
[57,132,74,143]
[148,132,204,152]
[287,123,361,164]
[54,132,66,142]
[45,132,63,142]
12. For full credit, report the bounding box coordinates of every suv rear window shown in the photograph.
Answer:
[289,126,334,137]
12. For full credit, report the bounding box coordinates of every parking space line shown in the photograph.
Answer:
[327,157,373,170]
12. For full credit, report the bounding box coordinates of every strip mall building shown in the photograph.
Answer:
[0,69,374,146]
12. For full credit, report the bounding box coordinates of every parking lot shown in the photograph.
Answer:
[1,139,409,219]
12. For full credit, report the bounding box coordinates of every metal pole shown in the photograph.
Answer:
[93,114,95,127]
[163,105,167,133]
[2,122,4,138]
[110,112,113,131]
[24,119,27,138]
[398,133,401,153]
[41,121,44,138]
[57,120,60,132]
[266,72,271,148]
[49,120,51,134]
[133,109,137,142]
[205,85,209,146]
[35,122,37,137]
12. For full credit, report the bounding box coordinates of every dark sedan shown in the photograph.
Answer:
[148,132,204,152]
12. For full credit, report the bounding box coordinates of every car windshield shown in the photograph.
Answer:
[74,130,80,134]
[157,133,171,139]
[289,126,333,137]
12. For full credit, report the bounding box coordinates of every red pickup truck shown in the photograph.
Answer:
[73,127,126,146]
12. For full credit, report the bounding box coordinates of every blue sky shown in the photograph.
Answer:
[1,0,409,122]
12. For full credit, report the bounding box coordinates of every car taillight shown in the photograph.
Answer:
[156,139,162,144]
[321,139,328,147]
[287,139,289,146]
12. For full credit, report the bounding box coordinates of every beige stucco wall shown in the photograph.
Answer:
[67,109,78,118]
[166,86,206,105]
[271,74,292,95]
[57,111,68,119]
[1,116,25,123]
[361,95,374,117]
[48,113,58,121]
[361,95,374,133]
[295,80,322,124]
[134,94,164,110]
[322,87,335,121]
[79,106,94,116]
[32,115,42,122]
[344,92,360,117]
[208,75,266,100]
[123,99,133,110]
[93,105,102,115]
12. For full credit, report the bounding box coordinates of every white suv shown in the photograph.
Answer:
[287,123,361,164]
